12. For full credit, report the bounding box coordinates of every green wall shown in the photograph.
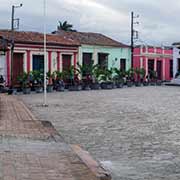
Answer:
[79,45,131,70]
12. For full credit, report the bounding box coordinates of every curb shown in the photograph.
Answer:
[71,145,111,180]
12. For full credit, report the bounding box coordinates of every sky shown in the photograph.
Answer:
[0,0,180,46]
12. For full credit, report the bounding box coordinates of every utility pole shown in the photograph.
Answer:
[10,4,22,87]
[131,12,134,68]
[131,12,139,68]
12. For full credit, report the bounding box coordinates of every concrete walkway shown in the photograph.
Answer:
[0,94,111,180]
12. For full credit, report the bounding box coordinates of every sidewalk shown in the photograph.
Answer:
[0,94,111,180]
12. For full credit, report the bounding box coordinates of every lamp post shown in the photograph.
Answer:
[130,11,139,68]
[11,3,22,87]
[43,0,47,106]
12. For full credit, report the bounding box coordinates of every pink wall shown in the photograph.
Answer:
[133,46,173,81]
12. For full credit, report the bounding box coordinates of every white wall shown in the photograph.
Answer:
[0,55,6,80]
[173,46,180,77]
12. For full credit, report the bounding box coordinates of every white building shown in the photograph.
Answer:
[173,42,180,77]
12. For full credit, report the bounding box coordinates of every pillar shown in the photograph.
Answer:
[48,51,52,72]
[6,50,10,86]
[26,50,31,72]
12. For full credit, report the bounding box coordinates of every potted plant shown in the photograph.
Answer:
[46,71,55,92]
[125,68,134,87]
[31,70,43,93]
[76,62,92,90]
[149,70,157,86]
[113,68,125,88]
[100,68,114,89]
[91,65,102,90]
[55,71,65,91]
[67,66,82,91]
[17,72,31,94]
[134,68,141,87]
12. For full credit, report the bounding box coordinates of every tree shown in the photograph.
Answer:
[57,21,76,32]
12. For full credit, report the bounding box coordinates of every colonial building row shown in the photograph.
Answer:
[133,45,173,81]
[0,29,131,86]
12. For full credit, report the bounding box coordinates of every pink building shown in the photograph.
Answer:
[0,30,79,87]
[133,45,173,81]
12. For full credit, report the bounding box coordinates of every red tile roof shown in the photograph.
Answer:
[54,30,129,48]
[0,29,80,47]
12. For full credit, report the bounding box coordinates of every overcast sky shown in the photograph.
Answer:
[0,0,180,46]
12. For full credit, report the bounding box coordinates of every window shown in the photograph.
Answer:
[82,53,93,76]
[98,53,108,69]
[170,60,173,78]
[120,59,126,71]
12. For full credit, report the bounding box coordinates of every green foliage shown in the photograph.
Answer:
[57,21,76,32]
[100,68,113,82]
[46,71,55,79]
[31,70,43,85]
[139,68,146,79]
[17,72,30,88]
[126,68,135,80]
[113,68,125,83]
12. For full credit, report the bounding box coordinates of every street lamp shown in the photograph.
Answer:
[11,3,23,87]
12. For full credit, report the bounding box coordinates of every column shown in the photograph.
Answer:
[48,51,52,72]
[57,52,60,71]
[26,50,31,72]
[140,57,143,68]
[73,52,77,69]
[6,50,10,86]
[154,58,157,72]
[145,57,148,76]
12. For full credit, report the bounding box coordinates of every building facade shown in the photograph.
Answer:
[172,42,180,77]
[0,30,79,86]
[133,45,173,81]
[56,31,131,72]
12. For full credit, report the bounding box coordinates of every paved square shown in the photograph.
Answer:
[20,86,180,180]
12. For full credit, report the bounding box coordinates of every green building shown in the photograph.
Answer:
[57,31,131,71]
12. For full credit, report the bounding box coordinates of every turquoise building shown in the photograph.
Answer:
[57,31,131,71]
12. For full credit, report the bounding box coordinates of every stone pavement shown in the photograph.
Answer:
[19,87,180,180]
[0,94,111,180]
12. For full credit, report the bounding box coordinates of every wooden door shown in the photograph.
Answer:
[157,61,162,80]
[120,59,126,71]
[62,55,71,71]
[12,53,24,86]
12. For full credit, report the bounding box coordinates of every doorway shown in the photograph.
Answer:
[12,53,24,85]
[33,55,44,72]
[157,61,162,80]
[98,53,108,70]
[120,59,126,71]
[62,55,72,72]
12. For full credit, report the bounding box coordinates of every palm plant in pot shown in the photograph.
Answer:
[31,70,43,93]
[67,66,82,91]
[76,62,92,90]
[91,65,103,90]
[46,71,55,92]
[55,71,65,91]
[113,68,125,88]
[149,70,157,86]
[100,68,114,89]
[134,68,141,87]
[17,72,31,94]
[126,68,134,87]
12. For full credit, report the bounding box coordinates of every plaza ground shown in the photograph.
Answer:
[20,86,180,180]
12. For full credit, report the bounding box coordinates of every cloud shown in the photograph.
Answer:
[0,0,179,45]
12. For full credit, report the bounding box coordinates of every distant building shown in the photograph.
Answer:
[172,42,180,77]
[55,30,131,72]
[133,45,173,81]
[0,36,8,82]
